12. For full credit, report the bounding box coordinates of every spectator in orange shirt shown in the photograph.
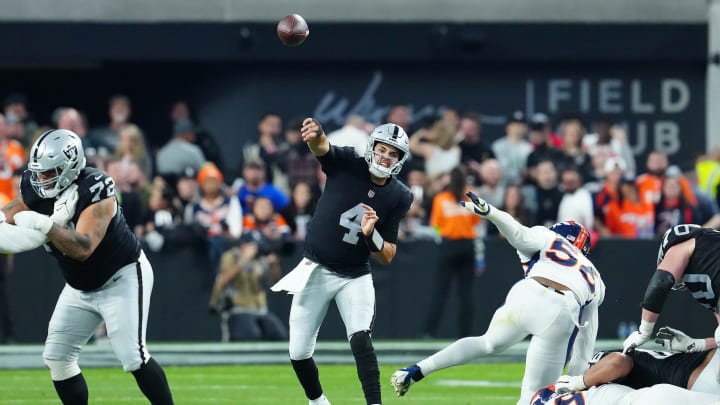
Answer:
[604,178,655,239]
[0,113,26,201]
[424,167,481,338]
[636,150,696,207]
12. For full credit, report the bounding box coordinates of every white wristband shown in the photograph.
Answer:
[365,229,384,252]
[639,319,655,336]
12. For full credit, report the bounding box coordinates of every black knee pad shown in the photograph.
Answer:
[350,330,373,356]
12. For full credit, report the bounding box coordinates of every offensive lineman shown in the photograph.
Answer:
[0,129,174,404]
[623,224,720,354]
[391,193,605,405]
[271,118,413,405]
[533,328,719,404]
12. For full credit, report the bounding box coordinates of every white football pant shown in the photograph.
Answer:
[417,278,595,405]
[43,251,153,373]
[288,266,375,360]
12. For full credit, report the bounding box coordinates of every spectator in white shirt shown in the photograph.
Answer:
[557,168,594,231]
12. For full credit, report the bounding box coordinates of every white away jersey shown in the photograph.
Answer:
[520,226,604,305]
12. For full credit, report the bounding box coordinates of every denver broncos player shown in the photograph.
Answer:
[623,224,720,354]
[391,193,605,405]
[0,129,174,405]
[271,118,412,405]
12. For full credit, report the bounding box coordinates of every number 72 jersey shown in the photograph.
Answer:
[657,224,720,312]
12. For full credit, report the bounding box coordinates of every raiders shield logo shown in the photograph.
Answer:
[368,190,375,198]
[63,144,78,161]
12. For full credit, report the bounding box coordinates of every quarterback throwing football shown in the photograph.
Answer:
[272,118,412,405]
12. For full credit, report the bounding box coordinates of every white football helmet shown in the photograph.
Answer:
[364,123,410,178]
[28,129,86,199]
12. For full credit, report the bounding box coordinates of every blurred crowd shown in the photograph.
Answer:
[2,92,720,341]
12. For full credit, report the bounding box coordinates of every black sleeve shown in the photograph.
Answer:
[316,145,357,176]
[377,188,413,244]
[77,170,116,210]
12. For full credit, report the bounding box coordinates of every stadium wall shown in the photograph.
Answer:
[7,238,715,343]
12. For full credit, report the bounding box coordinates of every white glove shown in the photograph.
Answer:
[461,191,490,216]
[715,325,720,349]
[555,374,587,394]
[14,211,54,234]
[51,184,79,226]
[655,326,706,352]
[623,320,655,353]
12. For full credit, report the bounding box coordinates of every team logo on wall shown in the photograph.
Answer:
[368,190,375,198]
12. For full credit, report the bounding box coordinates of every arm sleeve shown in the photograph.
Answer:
[316,145,356,175]
[377,190,413,244]
[484,206,548,256]
[0,221,48,253]
[226,197,243,239]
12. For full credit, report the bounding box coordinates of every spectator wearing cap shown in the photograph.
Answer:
[592,157,627,236]
[156,118,207,176]
[604,177,655,239]
[187,163,243,275]
[529,113,562,148]
[170,100,225,175]
[526,115,563,182]
[3,93,38,149]
[0,113,26,202]
[458,112,495,177]
[554,118,595,185]
[491,110,531,185]
[88,94,136,154]
[236,160,290,214]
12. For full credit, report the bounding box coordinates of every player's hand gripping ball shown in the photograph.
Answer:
[277,14,309,47]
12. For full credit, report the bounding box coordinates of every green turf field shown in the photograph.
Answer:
[0,363,525,404]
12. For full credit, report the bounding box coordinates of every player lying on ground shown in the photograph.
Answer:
[532,327,719,404]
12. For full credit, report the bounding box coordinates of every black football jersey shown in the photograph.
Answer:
[21,168,140,291]
[657,224,720,311]
[303,145,413,277]
[590,349,708,389]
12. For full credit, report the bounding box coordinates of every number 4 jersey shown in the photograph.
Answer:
[20,167,140,291]
[303,145,413,277]
[657,224,720,312]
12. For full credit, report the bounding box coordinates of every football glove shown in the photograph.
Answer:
[555,375,587,395]
[14,211,54,234]
[655,326,706,352]
[622,320,655,353]
[461,191,490,216]
[51,184,79,226]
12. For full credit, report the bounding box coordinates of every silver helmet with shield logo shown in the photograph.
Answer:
[364,123,410,178]
[28,129,86,199]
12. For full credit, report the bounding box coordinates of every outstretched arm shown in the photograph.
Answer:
[301,118,330,157]
[0,198,49,253]
[462,191,546,256]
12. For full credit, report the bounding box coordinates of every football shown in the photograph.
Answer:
[277,14,309,47]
